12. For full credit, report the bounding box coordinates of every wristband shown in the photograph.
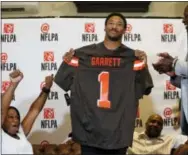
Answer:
[42,87,50,94]
[10,76,22,83]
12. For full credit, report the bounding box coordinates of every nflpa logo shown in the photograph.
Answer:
[164,107,172,118]
[41,23,50,33]
[1,81,11,93]
[166,80,176,91]
[163,24,173,33]
[4,24,14,34]
[125,24,132,33]
[43,108,54,119]
[1,53,8,63]
[44,51,54,62]
[85,23,95,33]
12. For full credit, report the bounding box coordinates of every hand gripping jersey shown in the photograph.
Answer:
[54,42,153,149]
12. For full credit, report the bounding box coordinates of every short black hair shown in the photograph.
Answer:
[8,106,21,121]
[105,12,127,29]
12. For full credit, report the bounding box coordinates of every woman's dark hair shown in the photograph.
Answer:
[2,106,21,134]
[8,106,21,121]
[105,12,127,29]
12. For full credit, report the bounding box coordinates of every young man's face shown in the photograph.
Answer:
[105,16,126,41]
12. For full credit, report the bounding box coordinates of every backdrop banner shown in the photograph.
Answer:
[1,17,187,144]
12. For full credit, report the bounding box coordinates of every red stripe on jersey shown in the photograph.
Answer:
[133,60,145,71]
[64,57,79,67]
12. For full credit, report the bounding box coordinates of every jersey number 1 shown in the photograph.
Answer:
[97,72,111,109]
